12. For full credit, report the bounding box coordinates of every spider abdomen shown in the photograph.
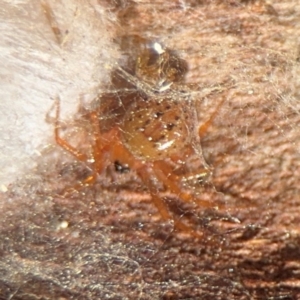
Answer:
[121,98,191,161]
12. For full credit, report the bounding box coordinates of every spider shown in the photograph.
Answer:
[54,37,225,237]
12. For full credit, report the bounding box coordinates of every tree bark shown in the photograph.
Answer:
[1,1,300,299]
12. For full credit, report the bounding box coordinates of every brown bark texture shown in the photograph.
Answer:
[1,0,300,299]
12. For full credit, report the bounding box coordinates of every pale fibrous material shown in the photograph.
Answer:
[1,1,300,299]
[0,0,117,187]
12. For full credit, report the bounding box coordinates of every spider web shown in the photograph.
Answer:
[1,0,300,299]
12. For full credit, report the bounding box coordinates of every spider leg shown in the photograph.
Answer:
[153,160,216,209]
[110,143,172,219]
[88,111,111,174]
[198,96,226,138]
[110,142,202,237]
[137,166,203,238]
[153,161,190,200]
[54,99,103,193]
[54,98,88,162]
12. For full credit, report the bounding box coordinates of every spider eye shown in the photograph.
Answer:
[114,160,130,173]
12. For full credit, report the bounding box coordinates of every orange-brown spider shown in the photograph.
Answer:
[54,38,225,237]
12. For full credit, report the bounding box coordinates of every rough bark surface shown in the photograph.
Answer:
[1,1,300,299]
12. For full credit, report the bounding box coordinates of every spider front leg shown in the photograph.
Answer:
[54,98,88,162]
[54,99,101,191]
